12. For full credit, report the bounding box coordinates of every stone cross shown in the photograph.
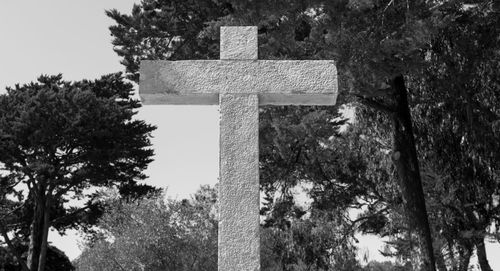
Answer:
[139,26,337,271]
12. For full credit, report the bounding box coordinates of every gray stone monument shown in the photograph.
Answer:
[139,26,337,271]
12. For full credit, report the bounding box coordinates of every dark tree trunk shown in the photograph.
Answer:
[27,196,44,271]
[457,245,472,271]
[391,75,436,271]
[435,250,448,271]
[27,191,52,271]
[476,239,493,271]
[37,195,51,271]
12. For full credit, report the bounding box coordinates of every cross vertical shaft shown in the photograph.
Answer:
[218,26,260,271]
[139,25,338,271]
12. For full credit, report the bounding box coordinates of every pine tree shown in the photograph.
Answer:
[0,73,156,271]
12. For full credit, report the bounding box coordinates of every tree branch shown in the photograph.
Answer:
[1,177,24,191]
[356,95,396,115]
[50,205,92,226]
[111,257,127,271]
[54,182,78,198]
[0,201,27,221]
[0,221,30,271]
[350,206,390,226]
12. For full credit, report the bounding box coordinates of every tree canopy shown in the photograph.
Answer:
[0,73,157,271]
[105,0,440,268]
[74,186,218,271]
[105,0,500,270]
[14,1,493,270]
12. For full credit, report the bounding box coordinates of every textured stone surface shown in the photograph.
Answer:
[140,60,337,105]
[219,93,260,271]
[139,26,338,271]
[220,26,258,60]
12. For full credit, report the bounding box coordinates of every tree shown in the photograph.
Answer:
[0,243,75,271]
[0,73,156,271]
[409,3,500,270]
[106,1,500,269]
[77,184,366,271]
[105,0,233,82]
[106,2,437,268]
[348,3,500,270]
[74,186,218,271]
[362,260,411,271]
[261,212,363,271]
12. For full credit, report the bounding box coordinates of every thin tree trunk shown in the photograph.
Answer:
[476,238,492,271]
[458,245,472,271]
[391,75,436,271]
[37,195,52,271]
[27,195,45,271]
[435,249,448,271]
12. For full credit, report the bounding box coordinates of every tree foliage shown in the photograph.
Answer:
[349,3,500,270]
[0,73,156,271]
[410,3,500,270]
[106,1,500,270]
[74,186,218,271]
[0,243,74,271]
[106,0,233,82]
[261,212,362,271]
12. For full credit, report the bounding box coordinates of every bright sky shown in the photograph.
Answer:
[0,1,498,269]
[0,0,219,261]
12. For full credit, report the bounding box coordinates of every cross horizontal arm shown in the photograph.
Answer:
[140,60,338,105]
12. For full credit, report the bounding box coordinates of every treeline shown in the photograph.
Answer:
[1,0,499,270]
[74,186,410,271]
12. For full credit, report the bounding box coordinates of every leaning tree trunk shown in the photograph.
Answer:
[391,75,436,271]
[476,238,493,271]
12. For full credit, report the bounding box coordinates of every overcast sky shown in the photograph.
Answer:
[0,1,220,198]
[1,1,499,269]
[0,0,219,260]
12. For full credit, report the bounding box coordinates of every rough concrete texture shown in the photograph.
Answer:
[139,60,337,105]
[219,93,260,271]
[139,26,338,271]
[220,26,258,60]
